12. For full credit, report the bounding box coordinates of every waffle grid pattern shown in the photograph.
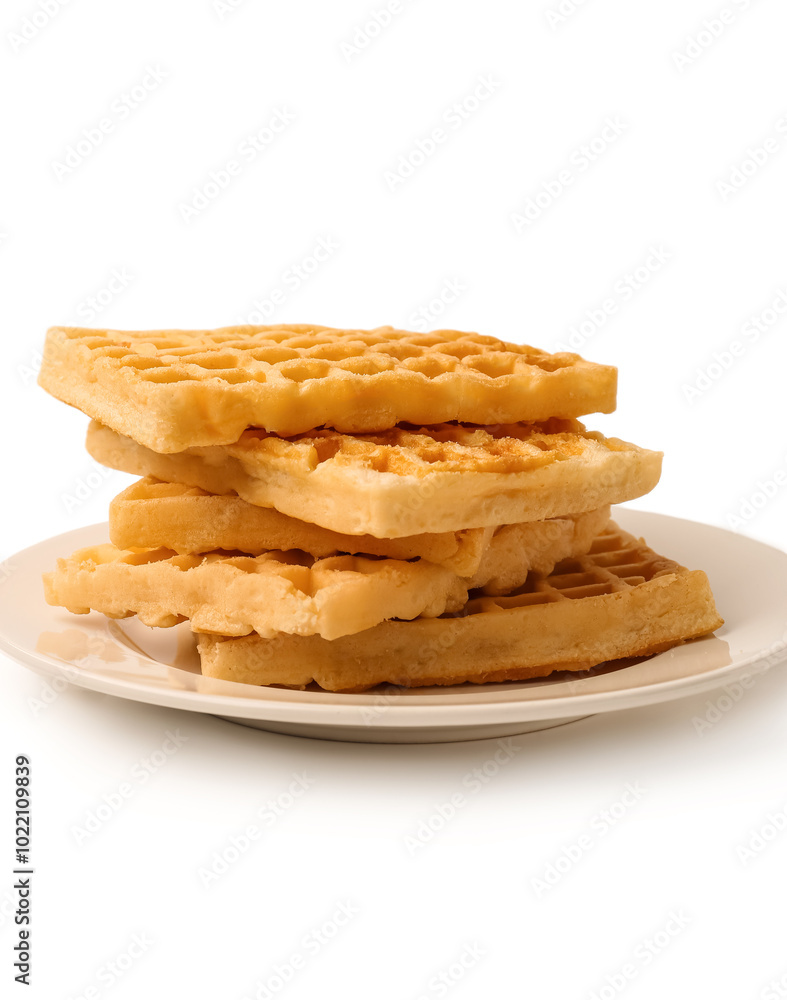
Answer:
[128,417,634,476]
[246,418,622,476]
[40,325,618,445]
[43,543,469,640]
[465,527,676,613]
[53,325,598,383]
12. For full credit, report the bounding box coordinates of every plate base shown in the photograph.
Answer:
[213,713,593,743]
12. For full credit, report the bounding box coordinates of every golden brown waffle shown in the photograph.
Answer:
[43,507,612,638]
[88,419,661,537]
[196,524,724,691]
[470,506,610,592]
[43,546,470,641]
[109,477,610,584]
[39,325,617,450]
[109,478,490,575]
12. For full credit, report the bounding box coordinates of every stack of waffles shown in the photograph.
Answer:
[39,325,722,692]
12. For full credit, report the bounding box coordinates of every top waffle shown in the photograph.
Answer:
[39,325,618,451]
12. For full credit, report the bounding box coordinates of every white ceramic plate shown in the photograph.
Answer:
[1,510,786,743]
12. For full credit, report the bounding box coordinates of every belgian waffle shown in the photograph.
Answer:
[109,477,610,584]
[109,478,491,574]
[43,506,613,638]
[39,325,617,450]
[43,546,470,641]
[470,506,610,592]
[196,524,724,691]
[87,419,661,537]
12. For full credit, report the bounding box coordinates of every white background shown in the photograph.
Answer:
[2,0,787,997]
